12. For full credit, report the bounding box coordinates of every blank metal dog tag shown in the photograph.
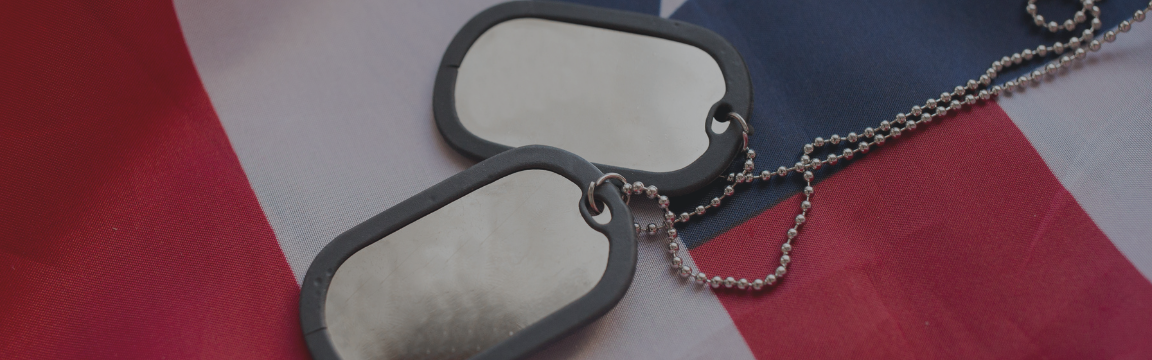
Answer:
[434,1,753,196]
[299,146,636,360]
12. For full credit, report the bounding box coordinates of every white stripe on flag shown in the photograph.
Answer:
[998,23,1152,280]
[174,0,755,358]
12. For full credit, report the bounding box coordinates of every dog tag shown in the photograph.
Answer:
[300,146,636,360]
[434,1,753,196]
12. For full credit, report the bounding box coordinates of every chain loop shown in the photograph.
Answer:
[628,1,1149,291]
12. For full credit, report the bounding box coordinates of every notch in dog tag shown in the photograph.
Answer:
[434,1,753,196]
[299,146,636,360]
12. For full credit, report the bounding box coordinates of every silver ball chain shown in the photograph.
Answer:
[598,0,1150,291]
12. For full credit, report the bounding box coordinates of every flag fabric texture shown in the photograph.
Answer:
[2,0,1151,359]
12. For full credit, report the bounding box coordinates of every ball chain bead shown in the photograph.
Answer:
[794,162,805,173]
[920,113,932,123]
[737,278,749,289]
[658,195,670,208]
[1092,7,1102,18]
[843,148,854,159]
[879,120,891,131]
[744,159,755,171]
[911,105,922,116]
[1064,19,1076,31]
[766,274,777,284]
[847,132,859,142]
[781,254,791,265]
[695,272,708,284]
[827,154,838,164]
[671,256,683,268]
[632,182,645,194]
[752,279,764,290]
[1027,3,1037,15]
[647,223,658,235]
[724,277,736,288]
[782,243,792,252]
[695,205,706,215]
[795,214,806,225]
[949,100,961,110]
[1069,37,1081,49]
[939,92,952,103]
[830,134,842,144]
[746,149,756,159]
[804,186,814,195]
[803,171,814,181]
[813,137,826,147]
[621,183,633,195]
[680,266,692,277]
[992,60,1003,72]
[803,144,815,154]
[1054,42,1065,54]
[710,197,721,207]
[891,127,902,138]
[1047,21,1059,32]
[1037,45,1048,56]
[1136,10,1146,22]
[1120,21,1131,32]
[787,228,798,239]
[679,212,690,222]
[907,120,918,129]
[646,185,659,199]
[667,228,677,239]
[634,223,640,234]
[858,141,870,153]
[875,134,886,144]
[723,185,735,196]
[964,94,976,105]
[1034,14,1045,27]
[1090,40,1101,51]
[801,200,812,210]
[776,266,787,277]
[1082,29,1094,41]
[760,170,771,180]
[665,211,676,222]
[776,166,789,176]
[926,98,938,109]
[810,158,823,170]
[1022,49,1034,61]
[979,89,991,100]
[668,242,680,253]
[1075,48,1086,59]
[710,276,722,288]
[895,113,907,124]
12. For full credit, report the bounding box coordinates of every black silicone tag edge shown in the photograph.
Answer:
[433,0,754,196]
[299,145,638,360]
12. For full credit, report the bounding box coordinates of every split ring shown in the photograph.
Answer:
[587,173,629,215]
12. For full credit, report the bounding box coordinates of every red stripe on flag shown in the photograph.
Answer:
[0,1,308,358]
[689,101,1152,359]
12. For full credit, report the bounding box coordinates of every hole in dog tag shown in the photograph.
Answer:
[434,1,753,196]
[300,146,636,360]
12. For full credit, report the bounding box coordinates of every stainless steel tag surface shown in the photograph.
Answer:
[300,146,636,360]
[434,1,753,196]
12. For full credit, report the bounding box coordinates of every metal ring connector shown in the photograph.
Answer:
[587,173,629,215]
[727,112,750,133]
[728,112,750,150]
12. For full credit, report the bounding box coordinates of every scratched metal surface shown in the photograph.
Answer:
[454,18,727,173]
[325,170,611,360]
